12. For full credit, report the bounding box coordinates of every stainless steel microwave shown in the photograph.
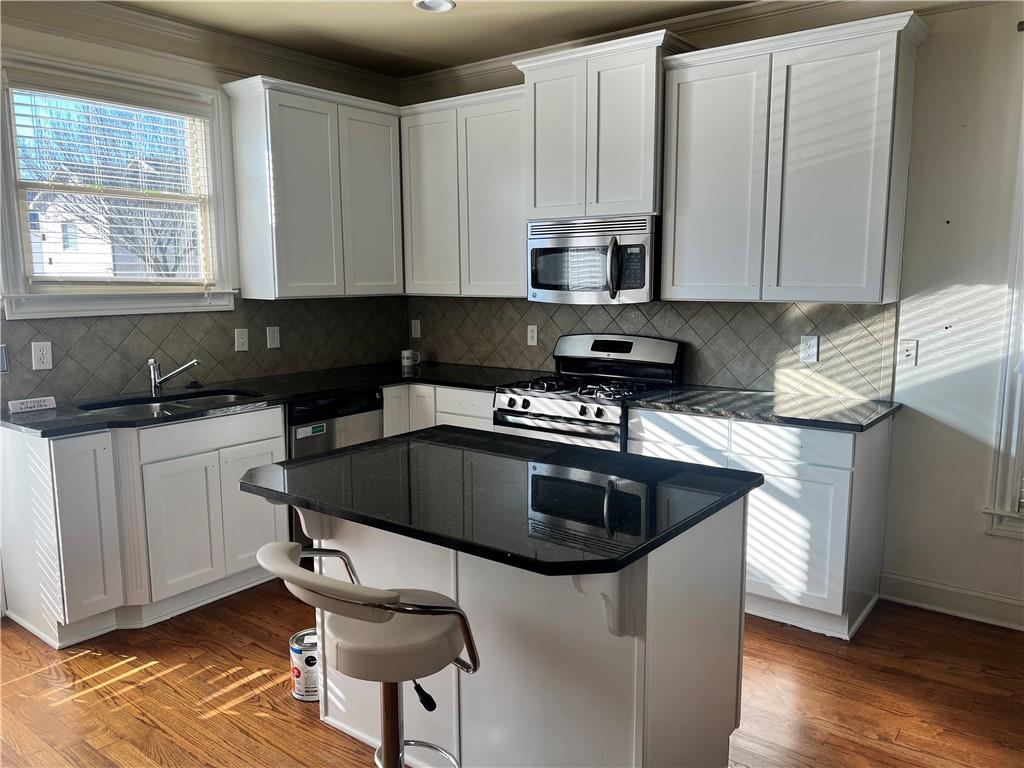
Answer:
[527,216,656,304]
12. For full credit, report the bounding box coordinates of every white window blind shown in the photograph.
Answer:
[10,88,214,285]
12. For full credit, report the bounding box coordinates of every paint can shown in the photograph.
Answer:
[289,628,320,702]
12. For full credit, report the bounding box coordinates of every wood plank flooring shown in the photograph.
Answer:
[2,582,1021,767]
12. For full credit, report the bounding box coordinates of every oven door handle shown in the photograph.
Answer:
[606,236,619,300]
[602,479,615,538]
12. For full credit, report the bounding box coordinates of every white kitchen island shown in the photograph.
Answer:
[240,426,763,768]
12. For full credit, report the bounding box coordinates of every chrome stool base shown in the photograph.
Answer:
[373,740,459,768]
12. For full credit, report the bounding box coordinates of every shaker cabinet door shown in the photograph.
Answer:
[219,438,288,576]
[458,98,527,297]
[586,48,660,216]
[266,90,346,297]
[402,109,462,295]
[762,33,897,303]
[143,451,226,602]
[524,61,587,220]
[339,106,403,295]
[51,433,124,623]
[661,55,769,300]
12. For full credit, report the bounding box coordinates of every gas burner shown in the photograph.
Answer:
[511,376,580,393]
[577,381,654,399]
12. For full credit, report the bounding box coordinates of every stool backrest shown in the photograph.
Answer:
[257,541,399,622]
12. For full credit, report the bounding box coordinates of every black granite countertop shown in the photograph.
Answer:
[0,362,542,438]
[240,426,763,576]
[628,386,901,432]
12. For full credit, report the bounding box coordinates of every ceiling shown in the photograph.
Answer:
[119,1,745,77]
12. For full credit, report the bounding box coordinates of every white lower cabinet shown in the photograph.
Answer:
[143,451,227,602]
[628,407,891,639]
[1,430,124,636]
[220,438,288,575]
[382,384,494,436]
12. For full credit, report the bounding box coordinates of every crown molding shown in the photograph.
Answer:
[2,1,401,103]
[223,76,402,115]
[513,30,689,72]
[400,84,524,115]
[664,10,927,69]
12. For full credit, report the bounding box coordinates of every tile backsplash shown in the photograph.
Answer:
[0,297,407,403]
[410,297,897,400]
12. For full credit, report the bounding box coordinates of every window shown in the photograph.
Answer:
[10,88,213,285]
[61,222,77,251]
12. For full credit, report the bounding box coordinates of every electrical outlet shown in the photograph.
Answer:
[527,325,538,346]
[799,335,819,364]
[234,328,249,352]
[266,326,280,349]
[411,318,421,339]
[0,344,8,374]
[899,338,919,366]
[31,341,52,370]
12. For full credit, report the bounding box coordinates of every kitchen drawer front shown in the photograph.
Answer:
[627,410,730,453]
[626,439,728,468]
[139,406,285,464]
[730,421,854,469]
[435,386,495,418]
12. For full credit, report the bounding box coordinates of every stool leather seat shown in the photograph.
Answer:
[325,589,463,683]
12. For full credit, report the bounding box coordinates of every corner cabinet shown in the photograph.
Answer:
[225,77,403,299]
[660,12,927,303]
[516,30,691,219]
[382,384,494,436]
[401,87,526,297]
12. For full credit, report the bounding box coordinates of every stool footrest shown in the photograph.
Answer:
[374,739,459,768]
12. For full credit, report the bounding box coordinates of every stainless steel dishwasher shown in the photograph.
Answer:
[287,387,383,541]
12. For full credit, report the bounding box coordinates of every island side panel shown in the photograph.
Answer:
[457,552,645,768]
[643,498,747,768]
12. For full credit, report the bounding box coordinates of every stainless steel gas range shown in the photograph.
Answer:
[492,333,685,451]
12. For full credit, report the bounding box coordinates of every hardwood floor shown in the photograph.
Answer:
[2,582,1021,767]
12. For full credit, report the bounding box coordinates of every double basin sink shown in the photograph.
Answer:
[77,389,260,419]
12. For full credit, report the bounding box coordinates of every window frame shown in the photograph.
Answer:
[0,53,237,319]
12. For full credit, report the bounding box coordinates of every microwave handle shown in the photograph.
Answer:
[602,479,615,538]
[606,236,620,300]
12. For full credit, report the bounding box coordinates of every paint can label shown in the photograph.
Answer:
[289,628,320,702]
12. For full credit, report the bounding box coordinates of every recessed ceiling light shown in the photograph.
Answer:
[413,0,456,12]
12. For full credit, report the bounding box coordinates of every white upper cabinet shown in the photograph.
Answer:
[763,33,904,303]
[401,88,527,298]
[661,12,926,304]
[586,49,660,216]
[661,55,770,301]
[402,108,462,295]
[523,60,588,219]
[517,31,688,220]
[458,96,526,296]
[339,106,403,295]
[224,77,403,299]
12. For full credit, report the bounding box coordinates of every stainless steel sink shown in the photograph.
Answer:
[78,389,258,413]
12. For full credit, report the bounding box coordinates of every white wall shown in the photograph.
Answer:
[881,2,1024,628]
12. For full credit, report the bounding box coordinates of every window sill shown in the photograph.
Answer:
[982,508,1024,541]
[2,290,235,320]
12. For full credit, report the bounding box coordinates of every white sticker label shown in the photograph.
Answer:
[8,397,57,414]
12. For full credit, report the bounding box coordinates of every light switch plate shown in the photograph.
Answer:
[799,335,819,364]
[411,319,421,339]
[266,326,280,349]
[234,328,249,352]
[527,325,538,346]
[899,338,919,366]
[31,341,52,370]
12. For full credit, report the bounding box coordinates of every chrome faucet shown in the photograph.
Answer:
[148,357,200,398]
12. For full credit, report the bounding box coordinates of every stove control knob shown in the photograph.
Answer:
[594,407,604,419]
[522,399,531,409]
[579,405,588,417]
[507,397,517,409]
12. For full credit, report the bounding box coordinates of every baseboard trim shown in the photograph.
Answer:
[116,569,275,629]
[4,609,118,650]
[880,572,1024,631]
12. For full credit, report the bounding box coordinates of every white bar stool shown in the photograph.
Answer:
[257,542,480,768]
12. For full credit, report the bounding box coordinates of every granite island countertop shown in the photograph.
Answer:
[628,386,901,432]
[0,362,542,438]
[240,426,764,576]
